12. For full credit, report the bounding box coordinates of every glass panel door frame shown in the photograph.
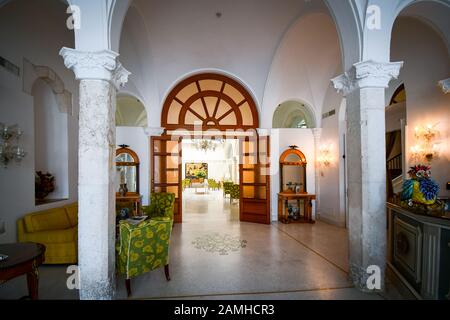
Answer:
[239,134,271,224]
[150,135,183,223]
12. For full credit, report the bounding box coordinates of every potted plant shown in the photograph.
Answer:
[196,171,207,183]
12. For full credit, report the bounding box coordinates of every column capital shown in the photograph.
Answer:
[59,47,130,90]
[438,78,450,94]
[143,127,165,136]
[331,60,403,96]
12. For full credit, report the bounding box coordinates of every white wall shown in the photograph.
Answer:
[261,12,342,129]
[119,0,332,126]
[0,0,78,243]
[182,140,239,183]
[390,17,450,197]
[270,129,316,222]
[33,79,69,199]
[116,127,150,205]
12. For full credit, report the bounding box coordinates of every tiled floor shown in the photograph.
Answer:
[0,190,383,300]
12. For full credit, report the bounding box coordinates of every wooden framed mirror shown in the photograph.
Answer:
[280,146,307,194]
[116,145,140,195]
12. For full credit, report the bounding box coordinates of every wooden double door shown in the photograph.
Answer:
[150,135,271,224]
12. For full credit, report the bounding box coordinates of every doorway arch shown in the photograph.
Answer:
[154,73,270,224]
[161,73,259,131]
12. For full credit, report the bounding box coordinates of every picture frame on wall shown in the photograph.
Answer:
[185,163,208,180]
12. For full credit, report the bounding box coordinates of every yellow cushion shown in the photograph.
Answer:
[24,207,71,233]
[64,202,78,227]
[42,242,78,264]
[24,227,77,244]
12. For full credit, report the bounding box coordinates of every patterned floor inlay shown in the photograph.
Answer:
[192,233,247,255]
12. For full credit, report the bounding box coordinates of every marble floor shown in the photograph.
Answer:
[0,190,385,300]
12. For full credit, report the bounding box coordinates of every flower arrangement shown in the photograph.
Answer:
[401,164,440,207]
[35,171,55,200]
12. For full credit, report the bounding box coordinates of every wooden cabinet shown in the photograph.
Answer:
[278,192,316,224]
[278,146,315,223]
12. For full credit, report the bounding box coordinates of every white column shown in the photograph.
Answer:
[60,48,130,300]
[312,128,322,219]
[332,60,403,291]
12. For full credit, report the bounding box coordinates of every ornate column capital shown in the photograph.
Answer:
[331,60,403,96]
[59,47,130,90]
[143,127,165,136]
[438,78,450,94]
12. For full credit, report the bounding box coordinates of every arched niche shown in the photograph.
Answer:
[32,78,69,203]
[273,101,316,128]
[116,94,148,127]
[23,59,73,115]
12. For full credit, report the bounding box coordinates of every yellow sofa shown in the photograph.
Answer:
[17,203,78,264]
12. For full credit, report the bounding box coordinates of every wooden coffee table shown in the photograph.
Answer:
[0,242,46,300]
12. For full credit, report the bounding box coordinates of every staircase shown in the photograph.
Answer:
[387,153,402,200]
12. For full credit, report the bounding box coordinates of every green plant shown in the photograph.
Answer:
[196,171,207,179]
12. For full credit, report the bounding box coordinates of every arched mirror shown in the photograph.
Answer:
[116,145,140,195]
[280,146,307,193]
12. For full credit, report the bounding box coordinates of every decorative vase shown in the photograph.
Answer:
[401,165,440,208]
[119,183,128,197]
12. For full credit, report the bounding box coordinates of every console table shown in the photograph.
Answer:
[0,242,46,300]
[278,192,316,224]
[116,194,142,216]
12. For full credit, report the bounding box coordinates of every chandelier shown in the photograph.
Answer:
[193,139,223,152]
[0,123,27,168]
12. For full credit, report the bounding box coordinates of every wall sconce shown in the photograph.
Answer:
[0,123,27,168]
[410,123,440,163]
[317,144,333,176]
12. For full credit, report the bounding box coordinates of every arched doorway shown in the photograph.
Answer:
[152,73,270,224]
[272,100,316,129]
[162,73,259,131]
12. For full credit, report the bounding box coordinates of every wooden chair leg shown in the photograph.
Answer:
[125,279,131,297]
[164,264,171,281]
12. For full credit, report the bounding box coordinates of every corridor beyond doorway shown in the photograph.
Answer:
[183,189,239,223]
[182,138,240,223]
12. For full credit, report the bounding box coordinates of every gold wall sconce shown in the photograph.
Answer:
[317,144,333,176]
[410,124,440,163]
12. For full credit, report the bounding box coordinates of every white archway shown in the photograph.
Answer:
[272,100,317,129]
[23,59,73,115]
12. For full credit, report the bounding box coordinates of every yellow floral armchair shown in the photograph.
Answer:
[142,193,175,221]
[116,217,173,297]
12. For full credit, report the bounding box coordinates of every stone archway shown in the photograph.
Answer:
[23,59,73,115]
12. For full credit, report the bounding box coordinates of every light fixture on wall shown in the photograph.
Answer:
[193,139,223,152]
[410,123,440,163]
[0,123,27,168]
[317,144,333,176]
